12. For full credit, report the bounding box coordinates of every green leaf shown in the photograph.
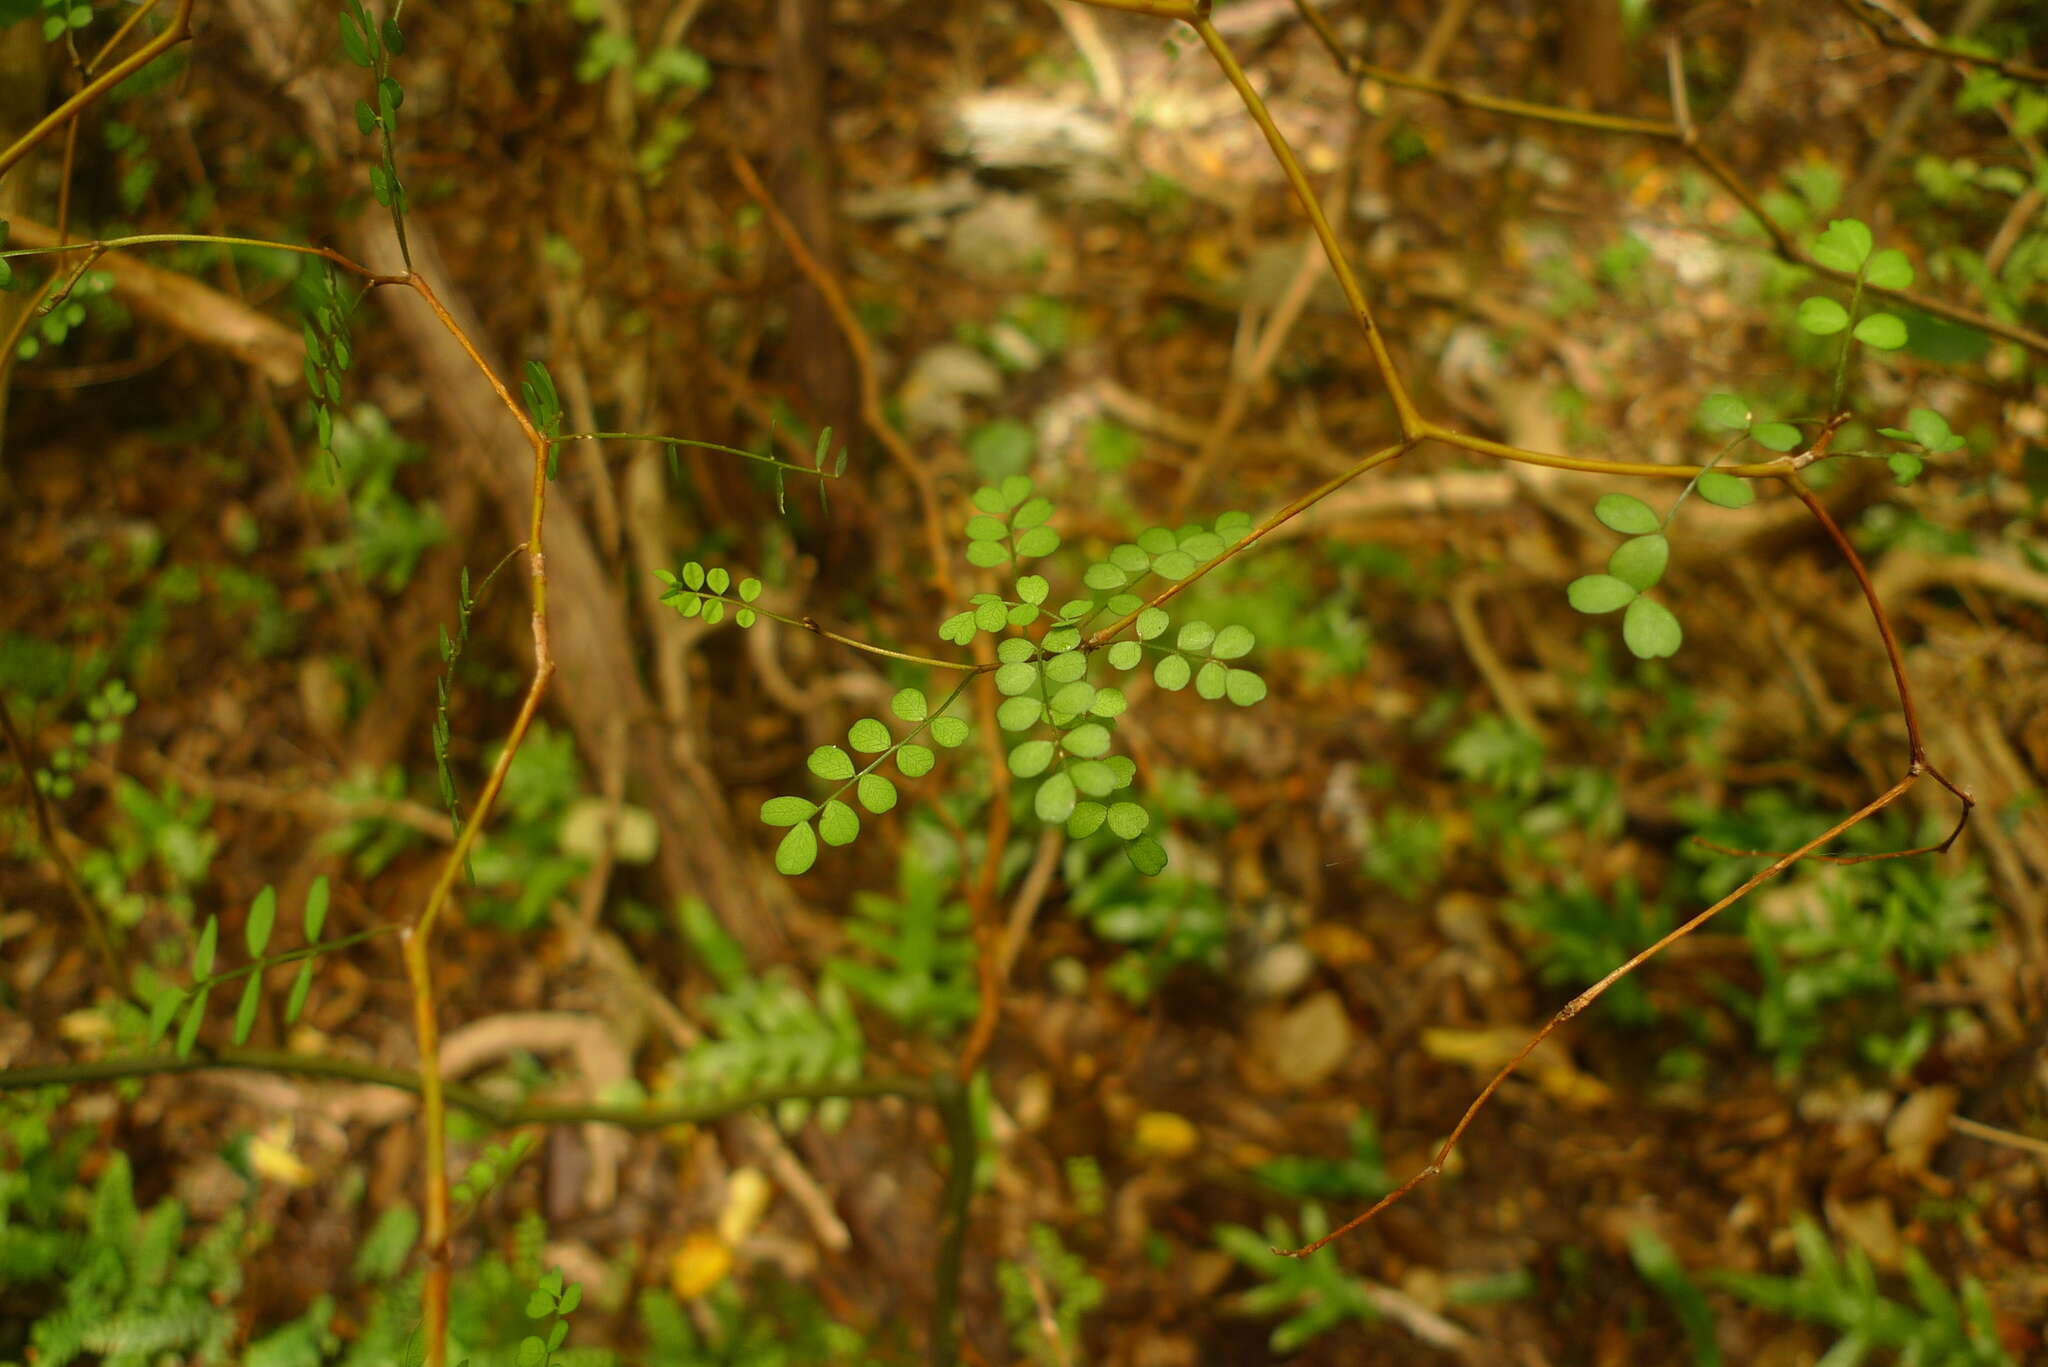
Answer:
[1068,802,1107,838]
[1035,772,1077,824]
[1863,248,1913,290]
[1887,452,1924,485]
[964,514,1007,541]
[193,915,219,979]
[1065,723,1111,758]
[994,661,1039,695]
[1811,217,1873,273]
[998,696,1043,731]
[706,567,730,594]
[1015,526,1059,558]
[1107,802,1149,839]
[760,796,818,826]
[775,823,818,875]
[1015,575,1049,605]
[974,600,1008,633]
[1013,496,1054,530]
[1193,660,1226,700]
[1607,534,1669,590]
[304,875,330,941]
[147,985,184,1043]
[1043,649,1086,681]
[1134,607,1169,640]
[931,716,970,748]
[1695,471,1754,508]
[1107,640,1142,669]
[246,886,277,957]
[1083,563,1127,591]
[1211,624,1255,659]
[808,746,855,780]
[1225,669,1266,706]
[939,611,976,644]
[999,474,1033,507]
[739,578,762,602]
[818,800,860,846]
[966,541,1009,568]
[1622,595,1683,659]
[857,773,898,814]
[1566,574,1637,614]
[682,561,705,590]
[339,11,373,66]
[1010,740,1056,777]
[1049,680,1095,715]
[847,718,891,753]
[1175,621,1215,652]
[1151,549,1197,579]
[1697,393,1749,431]
[1593,493,1659,535]
[1905,407,1955,450]
[176,986,210,1057]
[1796,296,1849,335]
[1853,312,1907,349]
[285,962,314,1024]
[897,744,935,778]
[1126,836,1168,876]
[1070,760,1116,796]
[233,976,263,1046]
[1090,687,1128,717]
[1752,422,1802,452]
[1154,655,1191,691]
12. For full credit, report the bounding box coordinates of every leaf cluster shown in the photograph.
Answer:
[663,900,866,1130]
[757,685,969,876]
[1213,1205,1380,1354]
[141,879,331,1056]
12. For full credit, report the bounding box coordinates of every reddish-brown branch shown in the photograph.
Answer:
[1290,772,1920,1257]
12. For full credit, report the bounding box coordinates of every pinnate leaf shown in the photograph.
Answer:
[857,773,898,814]
[847,718,891,753]
[1853,312,1907,349]
[776,823,818,875]
[808,745,855,780]
[246,886,277,957]
[1695,471,1754,508]
[760,796,818,826]
[1567,574,1636,614]
[818,800,860,846]
[1607,534,1669,591]
[1622,595,1683,659]
[1594,493,1659,535]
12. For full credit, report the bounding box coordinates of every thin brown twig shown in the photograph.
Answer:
[1283,0,2048,357]
[0,0,195,182]
[1290,772,1921,1257]
[1834,0,2048,87]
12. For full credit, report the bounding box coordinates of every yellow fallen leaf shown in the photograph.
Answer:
[669,1228,732,1300]
[250,1122,314,1187]
[1420,1028,1610,1108]
[1131,1111,1200,1161]
[717,1167,772,1247]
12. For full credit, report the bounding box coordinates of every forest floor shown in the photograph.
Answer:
[3,1,2046,1364]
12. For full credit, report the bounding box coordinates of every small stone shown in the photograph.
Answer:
[945,193,1054,281]
[1239,941,1316,1001]
[1250,990,1353,1089]
[898,344,1003,437]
